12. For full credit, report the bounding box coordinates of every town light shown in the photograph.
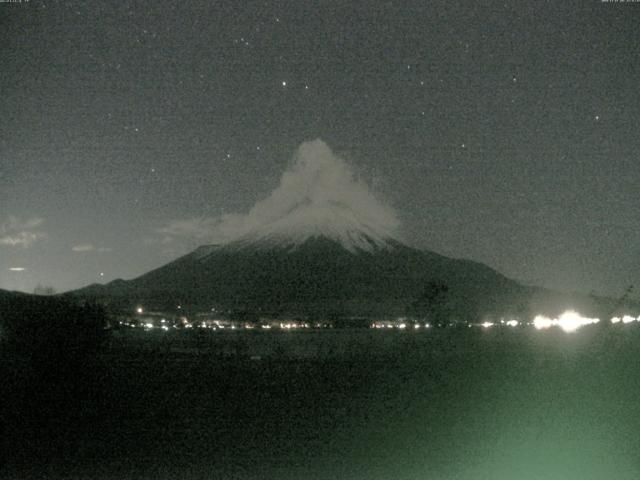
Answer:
[534,311,599,332]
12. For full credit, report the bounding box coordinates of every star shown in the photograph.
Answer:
[282,81,287,87]
[594,115,600,121]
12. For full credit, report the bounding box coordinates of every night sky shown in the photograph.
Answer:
[2,0,639,296]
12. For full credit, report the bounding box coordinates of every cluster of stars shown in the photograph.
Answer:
[280,80,310,91]
[233,37,251,47]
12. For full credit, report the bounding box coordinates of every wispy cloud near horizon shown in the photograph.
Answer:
[72,243,112,253]
[72,244,94,252]
[0,216,46,248]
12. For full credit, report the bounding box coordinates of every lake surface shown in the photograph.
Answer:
[3,326,640,479]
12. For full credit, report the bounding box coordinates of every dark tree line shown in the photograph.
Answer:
[0,295,108,362]
[0,294,111,470]
[407,281,451,323]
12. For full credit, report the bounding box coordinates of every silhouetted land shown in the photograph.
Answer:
[2,296,640,479]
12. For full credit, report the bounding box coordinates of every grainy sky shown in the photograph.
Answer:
[1,0,639,296]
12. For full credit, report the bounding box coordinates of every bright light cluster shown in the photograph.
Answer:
[611,315,640,325]
[279,322,309,330]
[533,311,600,333]
[123,308,639,333]
[371,321,431,330]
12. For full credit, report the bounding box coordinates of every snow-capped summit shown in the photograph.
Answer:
[157,139,401,253]
[233,200,398,252]
[214,139,401,252]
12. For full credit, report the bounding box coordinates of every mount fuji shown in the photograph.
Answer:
[70,140,534,319]
[70,140,619,320]
[73,233,529,320]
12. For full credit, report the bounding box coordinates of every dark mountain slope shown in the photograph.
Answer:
[72,235,529,319]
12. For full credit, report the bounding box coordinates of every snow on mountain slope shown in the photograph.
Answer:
[233,139,400,251]
[162,139,402,253]
[233,202,398,252]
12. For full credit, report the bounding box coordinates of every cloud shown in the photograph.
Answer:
[72,244,112,253]
[72,244,95,252]
[0,216,46,247]
[157,139,400,247]
[156,217,228,243]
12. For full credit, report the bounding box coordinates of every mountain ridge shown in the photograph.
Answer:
[66,138,638,320]
[70,234,531,320]
[67,233,640,322]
